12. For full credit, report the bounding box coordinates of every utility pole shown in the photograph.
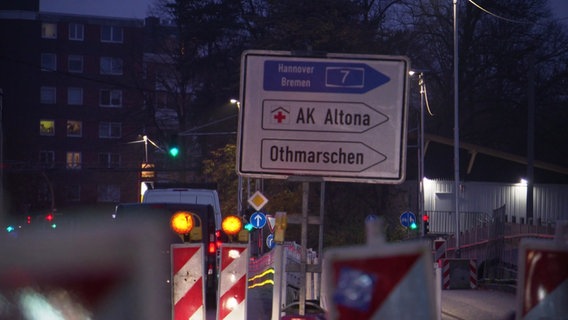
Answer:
[453,0,461,257]
[0,88,4,227]
[527,53,535,224]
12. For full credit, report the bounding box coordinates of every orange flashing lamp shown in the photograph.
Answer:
[222,215,242,236]
[170,211,194,235]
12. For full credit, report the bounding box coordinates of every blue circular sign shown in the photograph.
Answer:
[250,211,267,229]
[399,211,416,228]
[266,234,275,249]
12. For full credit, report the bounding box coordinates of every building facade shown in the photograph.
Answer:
[0,2,155,221]
[423,179,568,233]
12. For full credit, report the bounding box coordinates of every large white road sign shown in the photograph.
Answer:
[237,50,410,183]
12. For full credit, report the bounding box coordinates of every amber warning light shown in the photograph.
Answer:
[222,215,242,236]
[170,211,194,234]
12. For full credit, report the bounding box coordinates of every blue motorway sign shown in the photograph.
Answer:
[263,60,391,94]
[250,211,267,229]
[400,211,416,228]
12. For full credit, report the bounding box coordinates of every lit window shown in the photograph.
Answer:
[99,152,120,168]
[66,185,81,201]
[39,120,55,136]
[67,120,82,137]
[39,150,55,169]
[99,89,122,107]
[101,25,123,43]
[100,57,123,75]
[99,122,121,138]
[66,152,82,169]
[69,23,84,41]
[41,53,56,71]
[97,184,120,202]
[42,23,57,39]
[68,55,83,73]
[68,87,83,105]
[40,87,56,104]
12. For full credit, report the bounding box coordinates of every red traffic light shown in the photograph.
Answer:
[422,215,429,222]
[45,213,54,222]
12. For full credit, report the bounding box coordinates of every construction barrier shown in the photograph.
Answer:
[324,219,436,319]
[441,259,477,290]
[171,243,206,320]
[469,259,478,289]
[442,260,450,290]
[516,235,568,319]
[433,239,446,263]
[0,219,171,319]
[217,244,249,320]
[305,248,319,301]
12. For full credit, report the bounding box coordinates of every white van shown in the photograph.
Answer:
[141,188,222,230]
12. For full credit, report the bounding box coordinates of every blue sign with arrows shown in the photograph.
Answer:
[400,211,416,228]
[250,211,267,229]
[263,60,391,94]
[266,234,275,249]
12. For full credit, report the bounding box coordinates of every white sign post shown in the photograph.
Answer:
[237,50,410,184]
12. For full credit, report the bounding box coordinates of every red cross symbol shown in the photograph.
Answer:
[274,111,287,123]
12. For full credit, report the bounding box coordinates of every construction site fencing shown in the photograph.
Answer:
[427,205,555,283]
[247,242,320,320]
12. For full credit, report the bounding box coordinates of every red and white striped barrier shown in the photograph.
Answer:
[442,259,450,290]
[469,259,477,289]
[442,259,476,290]
[324,239,436,318]
[433,239,446,264]
[217,244,249,320]
[171,244,205,320]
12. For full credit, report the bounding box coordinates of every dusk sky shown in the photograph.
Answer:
[40,0,154,19]
[40,0,568,22]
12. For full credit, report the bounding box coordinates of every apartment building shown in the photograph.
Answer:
[0,1,155,220]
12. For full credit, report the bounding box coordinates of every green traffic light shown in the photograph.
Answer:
[244,223,254,232]
[410,221,417,230]
[169,147,179,157]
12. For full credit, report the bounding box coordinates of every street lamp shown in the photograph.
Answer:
[410,70,429,236]
[230,99,244,215]
[140,135,163,163]
[230,98,241,109]
[128,134,164,164]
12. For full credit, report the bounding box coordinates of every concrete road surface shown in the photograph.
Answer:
[441,288,516,320]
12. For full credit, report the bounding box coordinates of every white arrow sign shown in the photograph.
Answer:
[262,100,388,133]
[261,139,386,173]
[237,50,409,184]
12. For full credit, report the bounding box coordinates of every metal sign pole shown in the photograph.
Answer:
[317,181,325,301]
[299,181,309,315]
